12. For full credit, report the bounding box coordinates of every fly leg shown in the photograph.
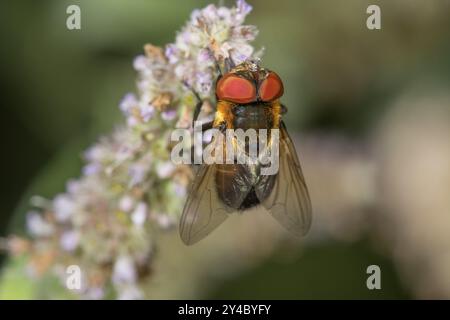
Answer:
[190,121,226,167]
[207,47,235,74]
[277,104,288,128]
[224,56,236,73]
[182,80,205,128]
[192,92,204,126]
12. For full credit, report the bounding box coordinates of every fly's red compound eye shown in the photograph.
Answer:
[216,74,256,104]
[259,72,284,102]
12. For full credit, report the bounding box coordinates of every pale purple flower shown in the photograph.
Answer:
[235,0,253,24]
[156,162,175,179]
[237,0,252,15]
[139,104,155,122]
[161,109,177,121]
[231,52,249,65]
[231,44,254,64]
[119,93,138,114]
[197,48,212,63]
[112,256,137,285]
[19,0,260,300]
[128,163,148,187]
[173,183,187,197]
[82,163,101,176]
[165,45,179,64]
[217,7,232,20]
[189,9,202,26]
[60,230,80,251]
[196,72,213,94]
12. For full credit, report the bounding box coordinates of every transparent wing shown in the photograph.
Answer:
[179,163,232,245]
[180,128,258,245]
[259,122,312,236]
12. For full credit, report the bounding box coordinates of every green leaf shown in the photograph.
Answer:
[0,256,34,299]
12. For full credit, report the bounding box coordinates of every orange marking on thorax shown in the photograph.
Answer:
[271,100,282,128]
[214,100,234,129]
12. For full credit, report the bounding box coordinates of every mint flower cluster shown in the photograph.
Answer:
[11,0,258,299]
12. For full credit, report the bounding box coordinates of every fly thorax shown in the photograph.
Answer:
[232,104,274,131]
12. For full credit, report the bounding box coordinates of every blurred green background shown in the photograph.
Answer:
[1,0,450,299]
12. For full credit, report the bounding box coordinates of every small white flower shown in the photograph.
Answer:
[84,144,107,163]
[155,214,175,230]
[60,230,80,251]
[112,255,137,285]
[156,161,175,178]
[85,287,105,300]
[174,64,187,79]
[119,196,135,212]
[202,4,219,21]
[21,0,260,300]
[115,150,130,165]
[26,211,54,237]
[66,179,81,194]
[131,202,147,226]
[117,285,143,300]
[133,55,148,71]
[53,194,76,222]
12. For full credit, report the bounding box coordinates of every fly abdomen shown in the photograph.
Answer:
[215,164,260,210]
